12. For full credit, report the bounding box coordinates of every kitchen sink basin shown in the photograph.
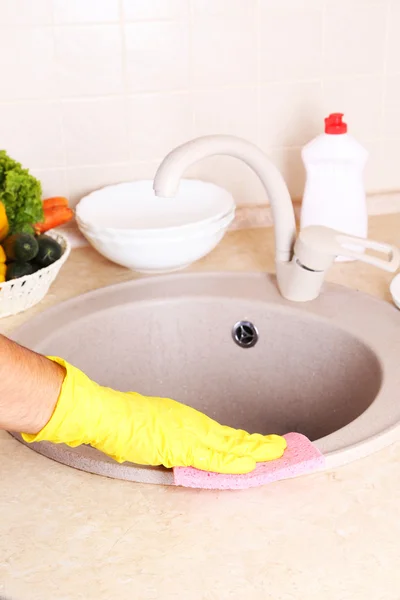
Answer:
[9,272,400,485]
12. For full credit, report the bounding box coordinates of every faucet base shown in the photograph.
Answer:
[276,260,327,303]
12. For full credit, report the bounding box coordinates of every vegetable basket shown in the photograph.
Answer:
[0,231,71,318]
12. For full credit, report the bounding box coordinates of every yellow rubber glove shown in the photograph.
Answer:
[22,357,287,474]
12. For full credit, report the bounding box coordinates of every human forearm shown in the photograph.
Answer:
[0,336,287,474]
[0,334,65,433]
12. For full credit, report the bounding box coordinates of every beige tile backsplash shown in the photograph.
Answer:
[0,0,398,206]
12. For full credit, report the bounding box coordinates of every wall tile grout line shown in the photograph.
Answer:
[188,0,196,140]
[380,0,392,169]
[0,0,398,207]
[256,0,261,149]
[3,75,397,106]
[49,2,68,175]
[117,0,133,166]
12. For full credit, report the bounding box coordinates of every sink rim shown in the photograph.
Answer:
[8,271,400,482]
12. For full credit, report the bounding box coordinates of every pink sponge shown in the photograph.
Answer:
[173,432,325,490]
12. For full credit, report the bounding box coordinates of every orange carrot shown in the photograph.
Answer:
[35,206,74,234]
[43,196,69,211]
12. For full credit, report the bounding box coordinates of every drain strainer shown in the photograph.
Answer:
[232,321,259,348]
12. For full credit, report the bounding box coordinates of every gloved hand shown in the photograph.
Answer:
[22,357,287,474]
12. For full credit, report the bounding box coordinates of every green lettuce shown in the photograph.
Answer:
[0,150,44,235]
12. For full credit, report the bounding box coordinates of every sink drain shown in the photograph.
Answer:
[232,321,259,348]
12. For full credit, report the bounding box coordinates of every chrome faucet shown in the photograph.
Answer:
[153,135,400,302]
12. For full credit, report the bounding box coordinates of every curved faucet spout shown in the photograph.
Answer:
[153,135,296,263]
[153,134,400,303]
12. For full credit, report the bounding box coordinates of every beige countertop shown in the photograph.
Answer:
[1,214,400,600]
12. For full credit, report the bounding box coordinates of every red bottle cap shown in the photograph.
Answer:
[324,113,347,134]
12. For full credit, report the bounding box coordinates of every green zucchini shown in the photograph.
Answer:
[3,233,39,262]
[35,235,62,268]
[6,261,34,281]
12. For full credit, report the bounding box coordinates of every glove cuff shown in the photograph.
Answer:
[22,356,100,447]
[21,357,144,464]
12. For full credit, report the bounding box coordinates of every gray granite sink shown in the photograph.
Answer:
[9,272,400,485]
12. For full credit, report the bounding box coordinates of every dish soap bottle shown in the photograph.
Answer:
[300,113,368,262]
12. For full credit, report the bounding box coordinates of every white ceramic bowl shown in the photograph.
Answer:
[76,179,236,273]
[76,179,235,233]
[80,211,234,273]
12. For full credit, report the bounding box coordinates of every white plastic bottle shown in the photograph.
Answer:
[300,113,368,262]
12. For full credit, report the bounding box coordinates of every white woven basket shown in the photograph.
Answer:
[0,230,71,318]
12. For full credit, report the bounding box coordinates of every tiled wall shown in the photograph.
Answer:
[0,0,398,206]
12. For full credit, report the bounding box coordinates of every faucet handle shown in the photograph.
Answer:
[332,233,400,272]
[295,226,400,273]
